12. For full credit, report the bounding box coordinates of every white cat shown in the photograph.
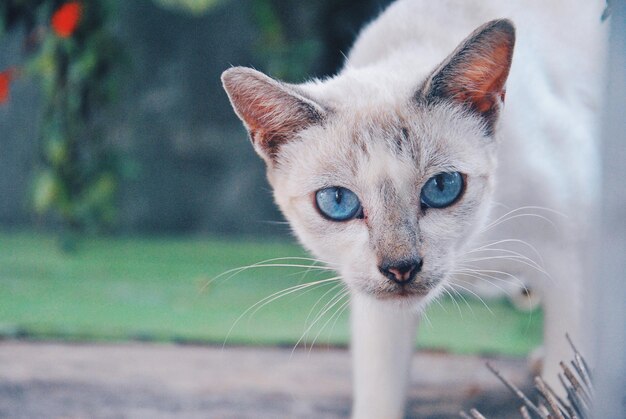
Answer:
[221,1,608,417]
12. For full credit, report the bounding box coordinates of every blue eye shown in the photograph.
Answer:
[315,187,362,221]
[420,172,464,209]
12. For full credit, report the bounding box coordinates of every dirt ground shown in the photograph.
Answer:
[0,341,532,418]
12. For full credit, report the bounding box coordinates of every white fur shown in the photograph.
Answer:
[323,3,605,415]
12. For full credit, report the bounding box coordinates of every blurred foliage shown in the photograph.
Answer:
[1,0,393,240]
[251,0,322,82]
[151,0,226,16]
[149,0,322,82]
[1,1,124,241]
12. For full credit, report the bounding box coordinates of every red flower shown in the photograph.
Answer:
[51,2,82,38]
[0,69,15,105]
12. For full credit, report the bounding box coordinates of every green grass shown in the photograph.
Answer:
[0,230,542,355]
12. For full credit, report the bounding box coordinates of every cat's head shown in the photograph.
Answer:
[222,20,515,307]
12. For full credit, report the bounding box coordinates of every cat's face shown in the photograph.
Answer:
[270,102,496,304]
[222,20,514,307]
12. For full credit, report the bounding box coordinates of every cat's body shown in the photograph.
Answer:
[222,1,608,417]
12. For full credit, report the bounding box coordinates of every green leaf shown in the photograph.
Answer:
[151,0,227,15]
[82,173,116,211]
[45,136,68,166]
[33,171,61,214]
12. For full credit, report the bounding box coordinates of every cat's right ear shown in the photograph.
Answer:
[420,19,515,135]
[221,67,325,163]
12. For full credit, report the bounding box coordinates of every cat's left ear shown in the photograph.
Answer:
[420,19,515,134]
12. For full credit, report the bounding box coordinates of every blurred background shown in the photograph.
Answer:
[2,0,398,237]
[0,1,554,416]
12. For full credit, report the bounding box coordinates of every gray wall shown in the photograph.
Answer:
[111,0,282,235]
[0,27,41,227]
[592,0,626,415]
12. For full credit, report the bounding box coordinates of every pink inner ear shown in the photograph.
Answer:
[242,89,320,155]
[425,19,516,128]
[222,68,323,158]
[246,93,311,137]
[225,75,295,134]
[449,41,513,114]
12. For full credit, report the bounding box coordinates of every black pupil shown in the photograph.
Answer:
[335,188,343,204]
[435,174,446,191]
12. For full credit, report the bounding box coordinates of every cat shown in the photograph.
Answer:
[221,1,608,417]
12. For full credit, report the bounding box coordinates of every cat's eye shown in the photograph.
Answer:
[420,172,464,209]
[315,187,363,221]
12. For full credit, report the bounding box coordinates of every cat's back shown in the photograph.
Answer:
[347,0,605,77]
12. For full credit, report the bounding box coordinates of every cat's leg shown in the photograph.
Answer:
[540,266,586,390]
[350,292,419,419]
[536,244,589,391]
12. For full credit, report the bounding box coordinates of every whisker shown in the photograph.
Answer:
[221,276,341,349]
[422,309,433,328]
[451,270,514,297]
[258,220,291,225]
[442,286,463,319]
[453,266,529,292]
[203,260,338,291]
[446,284,475,316]
[433,295,449,314]
[248,278,338,321]
[462,250,545,278]
[308,291,350,354]
[327,297,351,347]
[462,249,545,275]
[484,205,566,230]
[459,255,549,276]
[308,287,347,337]
[293,288,348,356]
[464,238,545,266]
[482,208,564,233]
[304,282,345,337]
[448,281,494,315]
[457,265,549,286]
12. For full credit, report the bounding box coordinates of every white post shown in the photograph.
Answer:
[591,1,626,416]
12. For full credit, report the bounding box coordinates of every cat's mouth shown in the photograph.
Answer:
[377,284,434,300]
[364,274,444,301]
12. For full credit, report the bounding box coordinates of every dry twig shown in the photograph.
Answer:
[463,337,593,419]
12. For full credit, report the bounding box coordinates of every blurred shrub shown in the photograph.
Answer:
[149,0,322,82]
[151,0,226,16]
[1,1,124,239]
[251,0,322,82]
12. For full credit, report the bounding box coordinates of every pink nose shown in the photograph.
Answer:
[378,258,423,284]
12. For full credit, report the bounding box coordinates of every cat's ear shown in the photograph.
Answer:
[221,67,325,162]
[421,19,515,134]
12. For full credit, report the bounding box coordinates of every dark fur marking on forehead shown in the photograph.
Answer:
[396,126,415,156]
[401,127,410,142]
[393,127,410,154]
[353,131,369,156]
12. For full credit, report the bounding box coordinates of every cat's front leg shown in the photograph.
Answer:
[540,262,586,392]
[350,292,419,419]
